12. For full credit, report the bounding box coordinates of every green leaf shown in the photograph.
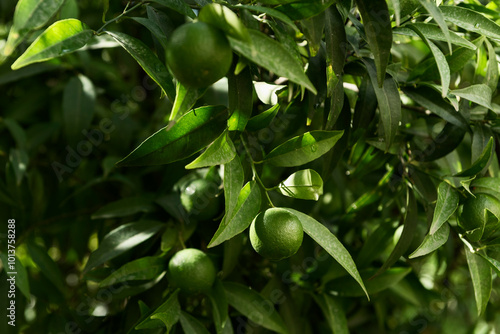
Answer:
[179,311,211,334]
[417,0,452,53]
[478,252,500,277]
[402,86,468,129]
[247,104,280,131]
[206,279,229,334]
[4,0,65,56]
[356,223,397,268]
[471,177,500,202]
[209,181,261,248]
[301,12,325,57]
[393,23,476,50]
[275,0,336,21]
[326,267,412,297]
[363,59,401,150]
[26,241,67,294]
[186,131,237,169]
[91,196,156,219]
[356,0,393,87]
[440,6,500,41]
[284,208,369,299]
[130,17,169,50]
[409,223,450,258]
[3,118,27,149]
[415,122,467,162]
[484,39,499,93]
[199,3,250,42]
[264,130,343,167]
[105,31,175,101]
[151,311,181,333]
[84,220,164,273]
[233,5,298,32]
[223,156,245,223]
[227,65,253,131]
[451,84,492,110]
[312,294,348,334]
[429,182,459,234]
[9,149,29,186]
[465,248,492,316]
[149,0,195,19]
[161,224,178,252]
[455,137,494,177]
[223,282,289,334]
[99,257,165,287]
[63,74,96,145]
[325,5,347,89]
[170,83,207,122]
[136,290,180,329]
[228,29,317,95]
[0,254,30,300]
[374,190,418,277]
[408,24,450,97]
[276,169,324,201]
[116,106,228,167]
[12,19,93,70]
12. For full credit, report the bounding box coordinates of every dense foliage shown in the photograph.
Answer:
[1,0,500,333]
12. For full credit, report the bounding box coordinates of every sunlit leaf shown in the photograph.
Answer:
[186,130,237,169]
[409,223,450,258]
[276,169,324,201]
[429,182,459,234]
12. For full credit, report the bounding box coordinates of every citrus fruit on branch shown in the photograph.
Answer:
[250,208,304,261]
[166,21,233,88]
[167,248,216,293]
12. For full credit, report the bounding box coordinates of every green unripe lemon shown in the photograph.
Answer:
[166,21,233,88]
[250,208,304,261]
[168,248,216,293]
[459,193,500,241]
[180,178,221,221]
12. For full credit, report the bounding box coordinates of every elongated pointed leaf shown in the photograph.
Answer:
[356,0,392,87]
[4,0,65,56]
[170,83,207,122]
[409,223,450,258]
[209,181,261,248]
[131,17,169,50]
[105,31,175,101]
[227,65,253,131]
[247,104,280,131]
[440,6,500,40]
[206,279,229,334]
[277,169,323,201]
[26,241,67,294]
[465,248,492,316]
[403,86,468,129]
[418,0,452,53]
[312,294,348,334]
[12,19,93,70]
[91,196,156,219]
[228,30,317,94]
[284,208,368,299]
[63,74,96,145]
[408,24,450,97]
[264,130,343,167]
[363,59,401,150]
[223,282,289,334]
[429,182,459,234]
[99,257,165,287]
[84,221,164,273]
[484,39,499,93]
[327,267,411,297]
[455,137,494,177]
[234,5,298,32]
[393,23,476,50]
[223,156,244,222]
[0,254,30,300]
[451,84,492,109]
[471,177,500,202]
[149,0,195,19]
[9,148,29,186]
[478,252,500,277]
[117,106,228,167]
[179,311,211,334]
[374,191,418,277]
[136,290,181,329]
[186,131,236,169]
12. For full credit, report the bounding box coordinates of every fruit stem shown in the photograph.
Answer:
[240,134,275,208]
[96,1,144,35]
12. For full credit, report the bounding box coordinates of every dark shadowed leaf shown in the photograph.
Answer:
[116,106,228,167]
[223,282,289,334]
[276,0,336,21]
[12,19,93,69]
[0,254,30,300]
[105,31,175,101]
[84,221,164,273]
[91,196,156,219]
[264,130,343,167]
[149,0,195,19]
[99,257,165,287]
[313,294,349,334]
[136,290,180,329]
[455,137,493,177]
[227,65,253,131]
[206,279,229,334]
[179,311,211,334]
[26,241,67,294]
